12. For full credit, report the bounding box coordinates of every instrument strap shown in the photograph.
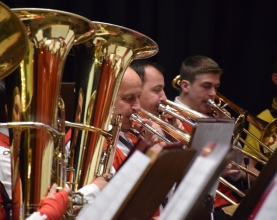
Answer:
[119,135,133,150]
[0,181,11,220]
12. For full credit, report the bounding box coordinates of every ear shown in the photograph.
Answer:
[180,80,190,93]
[272,73,277,86]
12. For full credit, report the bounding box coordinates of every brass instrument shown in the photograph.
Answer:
[209,93,277,160]
[4,8,95,218]
[67,22,158,194]
[172,74,271,163]
[129,113,172,143]
[0,2,28,79]
[136,108,191,144]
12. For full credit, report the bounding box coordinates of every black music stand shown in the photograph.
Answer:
[115,146,196,220]
[232,146,277,219]
[77,142,196,220]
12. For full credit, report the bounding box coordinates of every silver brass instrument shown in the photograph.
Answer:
[129,113,171,143]
[4,8,95,218]
[67,22,158,194]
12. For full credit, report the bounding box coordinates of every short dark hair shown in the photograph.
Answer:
[130,60,164,85]
[180,55,223,83]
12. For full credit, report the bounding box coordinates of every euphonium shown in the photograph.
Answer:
[4,8,95,218]
[66,22,158,192]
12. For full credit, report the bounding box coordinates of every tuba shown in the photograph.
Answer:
[66,22,158,192]
[0,2,28,79]
[3,8,95,218]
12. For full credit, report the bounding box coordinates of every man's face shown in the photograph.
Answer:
[139,66,166,116]
[113,67,142,132]
[181,73,220,114]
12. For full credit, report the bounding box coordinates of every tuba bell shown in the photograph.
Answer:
[0,2,28,79]
[66,22,158,192]
[3,8,96,219]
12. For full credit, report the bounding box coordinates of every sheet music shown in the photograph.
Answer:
[254,173,277,220]
[77,150,151,219]
[159,142,229,220]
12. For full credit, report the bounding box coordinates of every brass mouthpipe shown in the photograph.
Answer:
[129,113,171,143]
[163,99,209,121]
[158,104,194,127]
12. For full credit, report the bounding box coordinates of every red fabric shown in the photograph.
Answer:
[0,184,7,220]
[113,148,127,171]
[37,190,69,220]
[0,132,9,149]
[214,182,238,208]
[181,121,194,134]
[65,128,72,145]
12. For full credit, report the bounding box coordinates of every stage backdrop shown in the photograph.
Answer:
[3,0,277,115]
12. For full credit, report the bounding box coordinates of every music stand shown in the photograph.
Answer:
[77,141,196,220]
[232,145,277,219]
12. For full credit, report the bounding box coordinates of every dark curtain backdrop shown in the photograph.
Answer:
[4,0,277,115]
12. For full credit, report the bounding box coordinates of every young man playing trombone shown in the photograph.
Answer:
[174,55,243,216]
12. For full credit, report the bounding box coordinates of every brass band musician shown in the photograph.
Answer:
[173,55,243,218]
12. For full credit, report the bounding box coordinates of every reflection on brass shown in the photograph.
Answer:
[68,21,158,193]
[260,118,277,157]
[0,2,28,79]
[4,7,96,219]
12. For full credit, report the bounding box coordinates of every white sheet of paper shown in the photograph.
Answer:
[77,150,151,219]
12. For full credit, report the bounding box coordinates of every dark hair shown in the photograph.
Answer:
[180,55,223,83]
[130,60,164,85]
[0,80,7,122]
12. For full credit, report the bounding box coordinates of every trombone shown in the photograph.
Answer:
[208,93,276,161]
[172,74,272,163]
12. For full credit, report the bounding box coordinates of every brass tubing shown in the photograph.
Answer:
[158,104,194,126]
[216,190,238,205]
[232,145,266,165]
[130,114,171,143]
[219,177,245,198]
[229,161,258,178]
[65,121,112,141]
[138,108,191,144]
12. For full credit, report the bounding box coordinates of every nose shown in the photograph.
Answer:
[209,87,217,98]
[159,90,167,102]
[132,98,141,113]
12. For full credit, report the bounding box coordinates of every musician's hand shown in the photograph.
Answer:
[221,163,240,177]
[213,107,231,119]
[133,119,163,145]
[150,141,167,153]
[162,113,185,131]
[37,183,71,219]
[92,177,108,190]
